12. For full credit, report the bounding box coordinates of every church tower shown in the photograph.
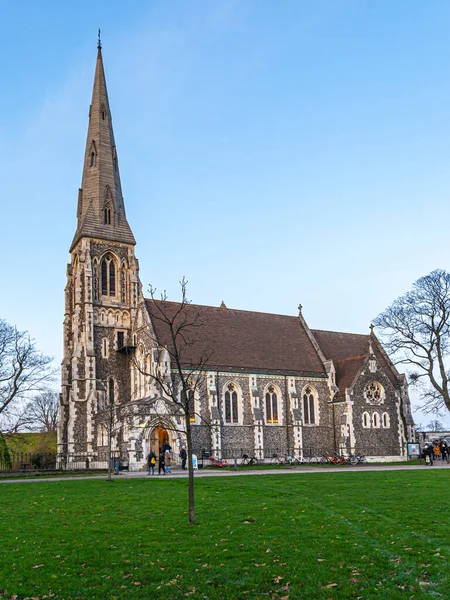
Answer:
[58,40,140,464]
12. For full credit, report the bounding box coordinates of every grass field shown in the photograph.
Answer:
[0,470,449,599]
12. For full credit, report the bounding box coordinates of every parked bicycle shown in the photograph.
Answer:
[240,453,259,466]
[271,453,292,466]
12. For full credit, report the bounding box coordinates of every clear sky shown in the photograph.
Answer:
[1,1,450,426]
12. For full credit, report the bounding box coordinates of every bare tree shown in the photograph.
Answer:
[0,319,54,431]
[137,278,213,524]
[426,419,445,432]
[97,379,119,482]
[374,269,450,415]
[18,391,59,433]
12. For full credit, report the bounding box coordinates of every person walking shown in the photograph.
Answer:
[423,443,434,465]
[158,451,166,475]
[180,445,187,470]
[165,450,172,474]
[440,440,448,463]
[147,450,156,475]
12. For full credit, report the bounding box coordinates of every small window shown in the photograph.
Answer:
[382,412,390,428]
[362,411,370,428]
[102,338,108,358]
[373,412,380,428]
[104,202,111,225]
[90,151,96,167]
[117,332,124,349]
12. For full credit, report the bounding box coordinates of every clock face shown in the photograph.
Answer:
[365,381,383,404]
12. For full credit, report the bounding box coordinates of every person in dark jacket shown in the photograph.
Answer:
[147,450,156,475]
[158,452,166,475]
[440,440,448,463]
[423,443,434,465]
[180,446,187,470]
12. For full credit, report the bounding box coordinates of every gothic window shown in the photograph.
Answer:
[108,378,115,405]
[90,151,96,167]
[303,386,318,425]
[364,381,384,404]
[101,255,116,297]
[362,411,370,428]
[117,331,124,349]
[382,412,390,428]
[224,383,238,423]
[372,412,380,428]
[265,385,278,424]
[104,201,111,225]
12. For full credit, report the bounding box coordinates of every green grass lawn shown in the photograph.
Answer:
[0,470,449,599]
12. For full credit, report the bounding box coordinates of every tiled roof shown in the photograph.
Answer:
[145,300,327,377]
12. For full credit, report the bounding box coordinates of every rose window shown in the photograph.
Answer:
[364,381,383,404]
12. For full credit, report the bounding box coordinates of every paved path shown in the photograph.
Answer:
[0,462,449,484]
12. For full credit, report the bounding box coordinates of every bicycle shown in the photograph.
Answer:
[240,453,259,466]
[271,453,292,466]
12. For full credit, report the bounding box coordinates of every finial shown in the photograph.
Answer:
[369,323,374,334]
[298,303,303,316]
[97,28,102,50]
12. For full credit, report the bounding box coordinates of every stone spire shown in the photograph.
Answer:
[70,42,135,251]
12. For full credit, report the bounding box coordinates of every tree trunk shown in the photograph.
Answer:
[185,417,196,523]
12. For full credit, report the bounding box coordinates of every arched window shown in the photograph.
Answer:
[108,378,115,405]
[362,411,370,428]
[372,412,380,428]
[101,255,116,297]
[104,201,111,225]
[382,412,390,428]
[265,385,278,424]
[303,386,318,425]
[224,383,238,423]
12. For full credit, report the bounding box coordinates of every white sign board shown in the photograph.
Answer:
[192,454,198,470]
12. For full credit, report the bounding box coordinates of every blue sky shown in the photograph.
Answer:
[1,1,450,425]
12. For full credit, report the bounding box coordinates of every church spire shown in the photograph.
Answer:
[70,40,135,251]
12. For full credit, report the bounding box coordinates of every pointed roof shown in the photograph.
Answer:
[70,44,135,251]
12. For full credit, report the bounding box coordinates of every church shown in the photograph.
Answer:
[57,44,415,470]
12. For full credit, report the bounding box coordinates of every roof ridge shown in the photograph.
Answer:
[145,298,300,319]
[312,328,369,337]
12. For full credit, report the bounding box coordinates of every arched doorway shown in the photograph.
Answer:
[149,424,172,455]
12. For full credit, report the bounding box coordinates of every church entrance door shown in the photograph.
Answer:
[149,425,171,455]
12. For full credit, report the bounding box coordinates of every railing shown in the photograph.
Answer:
[0,452,57,472]
[198,445,410,461]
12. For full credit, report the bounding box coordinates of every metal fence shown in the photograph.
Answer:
[204,445,410,461]
[0,452,57,472]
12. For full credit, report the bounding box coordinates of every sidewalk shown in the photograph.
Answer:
[0,461,449,484]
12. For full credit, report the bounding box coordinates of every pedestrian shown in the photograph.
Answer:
[433,443,441,461]
[180,445,187,470]
[158,451,166,475]
[165,450,172,474]
[162,441,172,453]
[440,440,448,462]
[147,450,156,475]
[423,443,434,466]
